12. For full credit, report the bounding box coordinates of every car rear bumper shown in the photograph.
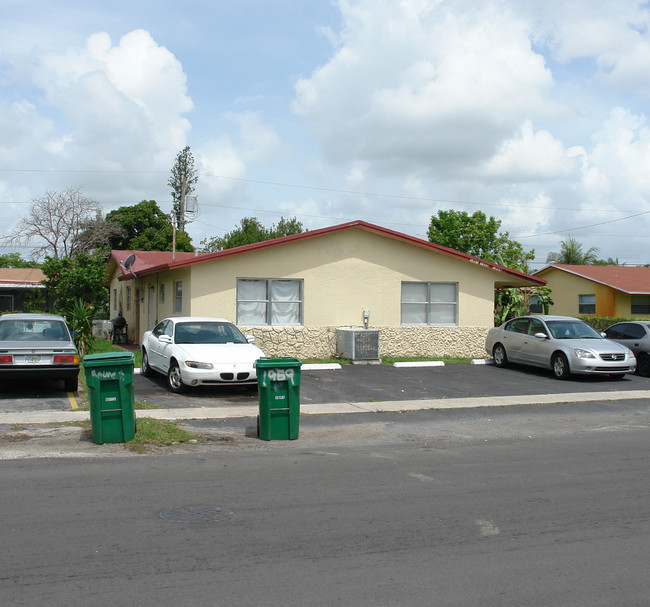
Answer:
[0,365,80,380]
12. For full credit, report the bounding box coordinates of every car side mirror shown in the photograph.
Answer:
[534,332,548,339]
[246,335,256,344]
[601,332,607,338]
[159,335,172,343]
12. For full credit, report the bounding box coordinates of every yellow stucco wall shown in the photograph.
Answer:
[540,269,618,316]
[188,229,496,327]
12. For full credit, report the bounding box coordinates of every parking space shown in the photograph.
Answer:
[2,362,649,416]
[0,379,78,413]
[132,362,650,409]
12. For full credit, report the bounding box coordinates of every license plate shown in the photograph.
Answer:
[25,355,42,364]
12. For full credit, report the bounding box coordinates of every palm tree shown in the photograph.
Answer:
[546,236,599,265]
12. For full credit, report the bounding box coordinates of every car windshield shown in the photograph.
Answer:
[174,322,248,344]
[545,320,602,340]
[0,319,70,342]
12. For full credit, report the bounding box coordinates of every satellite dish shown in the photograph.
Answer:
[123,254,136,271]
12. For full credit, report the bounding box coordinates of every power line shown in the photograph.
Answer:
[515,209,650,238]
[0,166,647,214]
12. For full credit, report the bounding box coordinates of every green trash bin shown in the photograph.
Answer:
[256,357,302,440]
[83,351,136,444]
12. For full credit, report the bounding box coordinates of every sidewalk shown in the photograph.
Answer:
[3,389,650,426]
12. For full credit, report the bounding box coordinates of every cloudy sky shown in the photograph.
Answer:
[2,0,650,267]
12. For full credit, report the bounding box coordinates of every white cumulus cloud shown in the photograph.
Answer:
[293,0,555,176]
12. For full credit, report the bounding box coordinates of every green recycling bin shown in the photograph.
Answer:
[256,357,302,440]
[83,351,136,444]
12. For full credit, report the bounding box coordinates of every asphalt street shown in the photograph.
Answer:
[1,400,649,606]
[1,363,649,604]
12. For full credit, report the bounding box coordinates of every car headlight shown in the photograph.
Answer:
[184,361,213,369]
[573,349,596,359]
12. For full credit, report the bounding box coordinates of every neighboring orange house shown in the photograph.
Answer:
[534,265,650,317]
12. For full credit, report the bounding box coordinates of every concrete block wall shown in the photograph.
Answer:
[240,326,489,360]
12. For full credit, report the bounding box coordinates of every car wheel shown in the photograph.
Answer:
[552,352,571,379]
[167,361,186,393]
[636,353,650,377]
[492,343,508,368]
[141,349,153,377]
[64,376,78,392]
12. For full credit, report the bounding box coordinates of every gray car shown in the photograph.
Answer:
[485,315,636,379]
[603,321,650,377]
[0,313,80,391]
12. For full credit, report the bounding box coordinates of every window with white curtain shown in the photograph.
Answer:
[237,279,303,325]
[401,282,458,325]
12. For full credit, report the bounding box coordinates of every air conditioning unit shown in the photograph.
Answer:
[336,327,380,363]
[92,319,113,339]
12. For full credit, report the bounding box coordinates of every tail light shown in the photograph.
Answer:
[54,354,79,364]
[0,355,13,364]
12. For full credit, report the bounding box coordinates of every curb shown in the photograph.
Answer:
[4,389,650,426]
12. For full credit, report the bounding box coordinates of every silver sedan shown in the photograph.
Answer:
[0,313,80,391]
[485,315,636,379]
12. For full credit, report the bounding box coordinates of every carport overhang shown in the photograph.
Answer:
[476,261,547,290]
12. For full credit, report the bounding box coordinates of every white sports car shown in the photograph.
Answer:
[141,317,265,393]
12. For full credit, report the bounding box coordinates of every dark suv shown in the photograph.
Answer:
[603,321,650,377]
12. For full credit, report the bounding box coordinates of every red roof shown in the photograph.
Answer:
[110,250,199,279]
[535,264,650,294]
[111,221,545,286]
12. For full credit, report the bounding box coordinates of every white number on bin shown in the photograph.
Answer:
[267,368,294,381]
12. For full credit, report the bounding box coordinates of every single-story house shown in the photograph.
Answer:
[533,264,650,317]
[0,268,47,312]
[107,220,545,359]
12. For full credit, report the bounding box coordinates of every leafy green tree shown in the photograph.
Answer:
[546,236,599,265]
[427,210,550,325]
[593,257,622,266]
[494,286,553,325]
[271,217,305,239]
[41,253,109,316]
[0,253,36,268]
[427,210,534,272]
[200,217,304,252]
[168,146,198,233]
[105,200,194,252]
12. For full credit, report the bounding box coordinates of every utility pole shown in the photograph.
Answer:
[170,212,177,262]
[168,146,198,236]
[179,174,187,233]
